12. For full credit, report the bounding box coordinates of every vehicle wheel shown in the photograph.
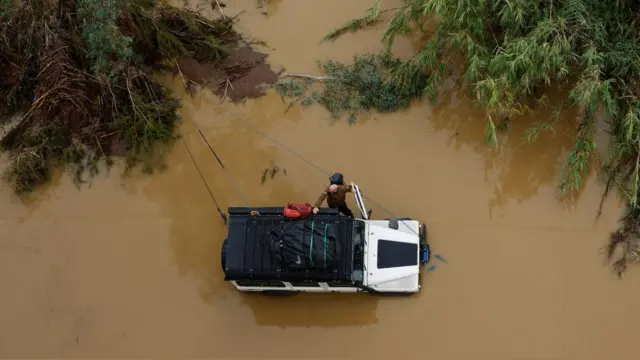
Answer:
[262,290,298,296]
[421,223,428,243]
[221,238,228,272]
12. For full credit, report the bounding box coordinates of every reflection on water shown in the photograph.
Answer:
[256,0,284,17]
[431,84,582,218]
[0,1,639,359]
[243,293,379,327]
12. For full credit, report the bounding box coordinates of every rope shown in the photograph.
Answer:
[212,104,334,177]
[178,130,228,226]
[211,103,419,235]
[198,128,227,169]
[195,128,259,216]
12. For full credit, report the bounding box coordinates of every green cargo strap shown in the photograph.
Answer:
[323,224,328,268]
[309,221,315,266]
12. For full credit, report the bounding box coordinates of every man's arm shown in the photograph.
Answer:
[314,189,328,208]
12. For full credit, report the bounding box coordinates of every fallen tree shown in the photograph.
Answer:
[310,0,640,276]
[0,0,237,192]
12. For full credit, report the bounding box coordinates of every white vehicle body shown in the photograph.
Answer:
[227,184,427,295]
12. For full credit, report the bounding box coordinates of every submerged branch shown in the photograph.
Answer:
[320,3,406,43]
[214,0,226,19]
[282,73,332,81]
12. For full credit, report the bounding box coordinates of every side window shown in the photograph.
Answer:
[289,281,321,287]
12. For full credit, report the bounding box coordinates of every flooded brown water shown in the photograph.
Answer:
[1,1,640,359]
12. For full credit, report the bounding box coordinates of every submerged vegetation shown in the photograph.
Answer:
[295,0,640,275]
[0,0,236,193]
[276,53,429,124]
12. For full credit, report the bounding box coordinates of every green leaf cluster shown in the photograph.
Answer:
[78,0,133,74]
[276,52,429,124]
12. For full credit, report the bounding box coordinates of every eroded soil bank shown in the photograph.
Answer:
[1,1,639,359]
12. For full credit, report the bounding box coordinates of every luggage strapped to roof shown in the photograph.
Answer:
[270,219,340,271]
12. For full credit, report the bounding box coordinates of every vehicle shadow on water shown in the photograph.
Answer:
[239,292,380,327]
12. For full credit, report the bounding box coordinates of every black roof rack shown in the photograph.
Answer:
[223,207,356,283]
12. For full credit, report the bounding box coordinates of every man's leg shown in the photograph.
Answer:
[338,204,354,218]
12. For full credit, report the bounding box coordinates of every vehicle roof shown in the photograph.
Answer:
[223,207,356,283]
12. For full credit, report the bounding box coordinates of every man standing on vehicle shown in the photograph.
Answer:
[312,173,354,217]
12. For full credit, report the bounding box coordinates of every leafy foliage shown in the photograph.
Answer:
[0,0,236,193]
[0,0,14,17]
[276,52,429,123]
[123,3,233,64]
[325,0,640,274]
[78,0,133,73]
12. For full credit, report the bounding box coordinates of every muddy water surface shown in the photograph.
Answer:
[1,1,639,359]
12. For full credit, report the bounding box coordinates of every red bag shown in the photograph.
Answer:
[283,203,313,219]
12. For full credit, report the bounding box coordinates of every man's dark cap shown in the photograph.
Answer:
[329,173,344,185]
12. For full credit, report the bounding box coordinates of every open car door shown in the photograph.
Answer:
[351,183,370,220]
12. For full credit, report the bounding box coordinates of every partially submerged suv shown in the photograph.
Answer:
[221,185,430,295]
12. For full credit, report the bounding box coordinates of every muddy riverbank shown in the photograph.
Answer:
[1,1,639,359]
